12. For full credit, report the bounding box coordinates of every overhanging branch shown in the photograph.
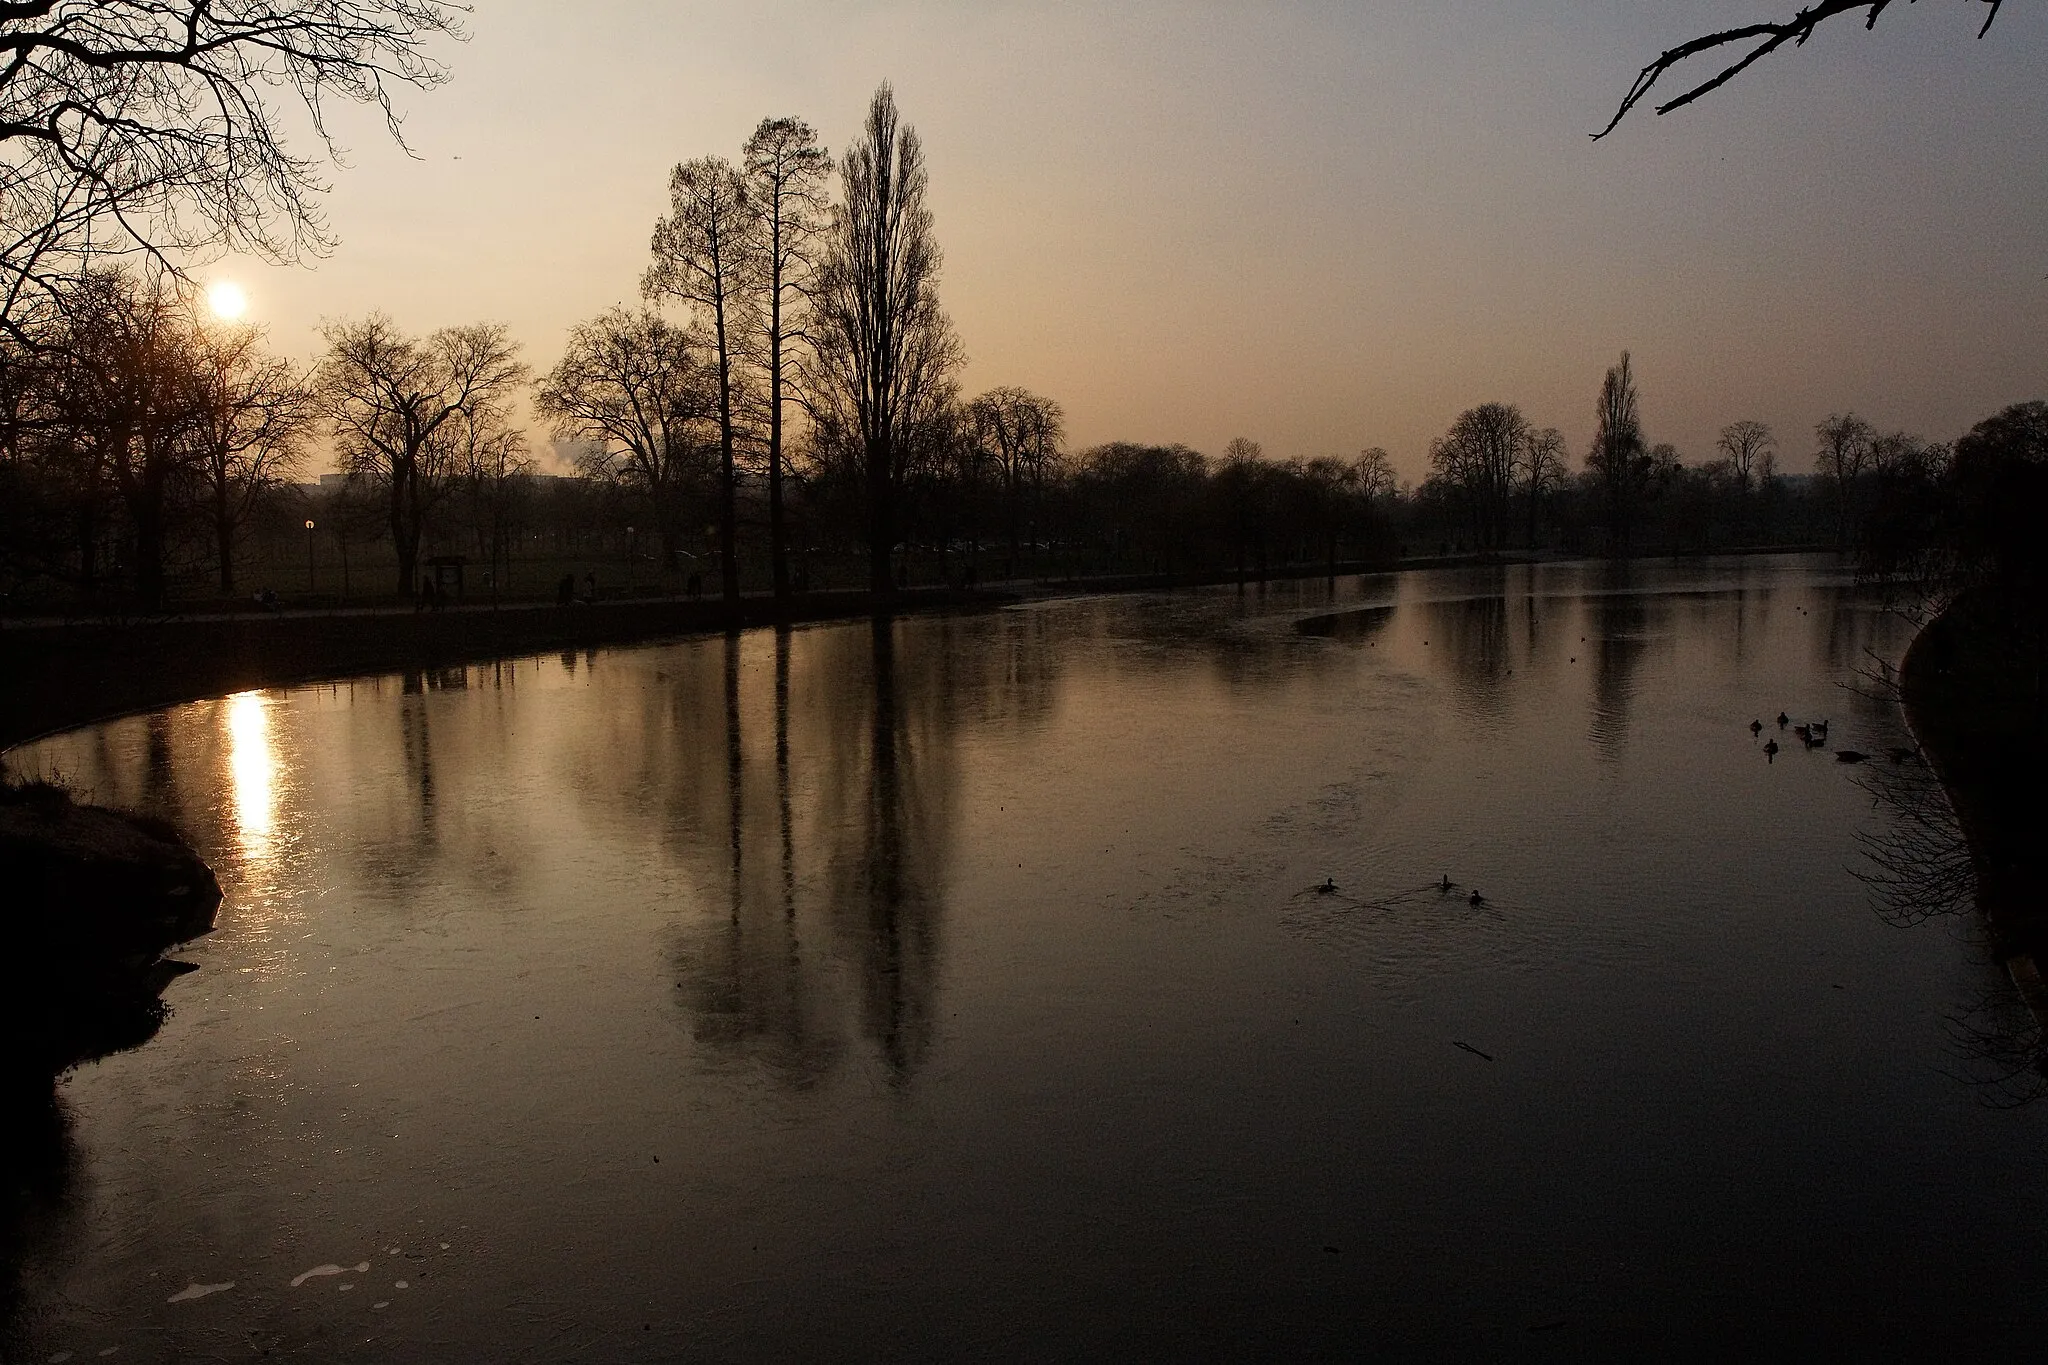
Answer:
[1593,0,2004,140]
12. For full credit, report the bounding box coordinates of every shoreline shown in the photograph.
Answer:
[0,547,1842,755]
[1898,594,2046,949]
[0,559,1402,752]
[1898,591,2048,1043]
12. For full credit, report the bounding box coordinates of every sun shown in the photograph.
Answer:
[206,280,248,321]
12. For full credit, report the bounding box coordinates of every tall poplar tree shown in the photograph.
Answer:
[810,83,962,598]
[1587,351,1646,554]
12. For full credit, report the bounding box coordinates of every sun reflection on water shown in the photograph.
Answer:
[225,690,278,858]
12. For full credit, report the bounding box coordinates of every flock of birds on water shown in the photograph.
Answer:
[1748,711,1920,766]
[1313,871,1486,905]
[1303,708,1923,915]
[1297,701,1919,1066]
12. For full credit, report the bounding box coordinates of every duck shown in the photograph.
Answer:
[1835,750,1869,764]
[1793,724,1812,743]
[1469,889,1486,906]
[1316,877,1338,895]
[1764,739,1780,761]
[1811,719,1830,738]
[1777,712,1789,727]
[1439,873,1454,893]
[1749,719,1763,736]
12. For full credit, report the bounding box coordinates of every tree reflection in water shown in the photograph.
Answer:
[1588,560,1654,761]
[673,616,992,1087]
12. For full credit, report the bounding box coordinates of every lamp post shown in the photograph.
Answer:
[304,519,316,593]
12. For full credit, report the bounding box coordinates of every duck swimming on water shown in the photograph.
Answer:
[1316,877,1338,894]
[1440,873,1454,893]
[1764,739,1780,761]
[1777,712,1790,727]
[1469,889,1485,906]
[1750,719,1763,736]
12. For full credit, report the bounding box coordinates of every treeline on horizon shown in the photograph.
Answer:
[0,82,2041,614]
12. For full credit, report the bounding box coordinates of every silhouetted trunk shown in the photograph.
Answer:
[1006,468,1022,580]
[132,483,167,612]
[869,436,894,597]
[215,493,236,595]
[389,465,418,597]
[768,261,790,604]
[75,503,99,600]
[714,299,739,606]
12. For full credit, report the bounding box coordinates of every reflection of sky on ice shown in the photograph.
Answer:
[225,691,277,860]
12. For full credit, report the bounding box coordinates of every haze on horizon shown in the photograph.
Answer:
[210,0,2047,481]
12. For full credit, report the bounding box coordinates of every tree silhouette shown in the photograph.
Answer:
[188,321,314,594]
[1587,351,1648,554]
[1596,0,2006,139]
[743,117,831,604]
[1356,447,1397,503]
[809,82,961,597]
[1716,420,1776,496]
[647,157,755,605]
[1430,402,1527,552]
[318,314,527,598]
[534,306,711,571]
[1815,411,1875,550]
[0,0,464,340]
[44,270,199,610]
[1519,425,1568,549]
[969,386,1063,577]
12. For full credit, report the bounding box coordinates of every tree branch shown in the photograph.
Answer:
[1593,0,2003,140]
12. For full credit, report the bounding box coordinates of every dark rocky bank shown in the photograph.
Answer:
[0,781,221,1089]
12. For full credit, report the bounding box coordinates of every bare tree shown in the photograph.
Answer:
[455,418,531,600]
[0,1,466,340]
[1298,455,1366,573]
[743,116,830,603]
[1587,351,1647,554]
[534,306,710,570]
[318,314,526,597]
[1519,425,1568,549]
[47,269,204,610]
[809,82,962,597]
[1596,0,2005,139]
[1816,411,1875,549]
[1716,419,1776,495]
[1430,402,1527,551]
[189,322,314,594]
[1215,436,1272,578]
[969,386,1064,578]
[1355,446,1398,503]
[646,156,755,605]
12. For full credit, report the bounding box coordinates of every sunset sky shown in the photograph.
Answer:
[218,0,2048,481]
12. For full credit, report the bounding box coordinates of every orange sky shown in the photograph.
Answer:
[210,1,2048,482]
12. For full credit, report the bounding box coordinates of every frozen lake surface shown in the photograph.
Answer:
[8,555,2045,1359]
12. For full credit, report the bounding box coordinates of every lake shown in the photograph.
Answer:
[6,554,2045,1359]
